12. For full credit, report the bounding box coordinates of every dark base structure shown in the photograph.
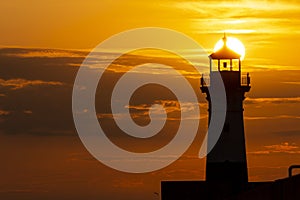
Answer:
[206,161,248,192]
[161,174,300,200]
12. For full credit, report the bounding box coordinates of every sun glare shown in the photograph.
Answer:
[214,36,246,60]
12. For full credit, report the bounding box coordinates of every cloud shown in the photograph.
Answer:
[172,0,300,36]
[244,97,300,121]
[23,110,33,114]
[249,64,300,71]
[91,51,205,80]
[265,142,299,152]
[245,97,300,104]
[249,142,300,155]
[175,0,300,18]
[0,47,87,58]
[127,100,182,114]
[0,78,64,90]
[0,47,296,139]
[282,81,300,85]
[0,48,83,84]
[97,100,206,121]
[0,110,10,116]
[245,115,300,120]
[0,47,206,137]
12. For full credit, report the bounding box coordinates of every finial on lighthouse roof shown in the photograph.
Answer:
[223,32,227,46]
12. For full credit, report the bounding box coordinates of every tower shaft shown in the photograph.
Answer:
[201,71,250,190]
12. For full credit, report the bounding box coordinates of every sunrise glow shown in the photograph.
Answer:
[214,36,246,60]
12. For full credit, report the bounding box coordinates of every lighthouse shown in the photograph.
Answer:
[200,34,250,190]
[161,35,300,200]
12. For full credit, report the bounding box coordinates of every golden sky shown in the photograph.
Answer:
[0,0,300,199]
[1,0,300,70]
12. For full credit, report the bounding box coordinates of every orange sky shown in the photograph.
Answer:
[1,0,300,199]
[1,0,300,70]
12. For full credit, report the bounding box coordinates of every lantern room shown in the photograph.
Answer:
[209,34,242,72]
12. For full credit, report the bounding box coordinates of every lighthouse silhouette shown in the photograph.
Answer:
[161,34,300,200]
[162,34,252,199]
[201,33,250,189]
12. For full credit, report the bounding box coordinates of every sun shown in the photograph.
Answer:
[214,36,246,60]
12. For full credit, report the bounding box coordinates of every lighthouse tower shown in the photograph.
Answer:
[201,34,250,190]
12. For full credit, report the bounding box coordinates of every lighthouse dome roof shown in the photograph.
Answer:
[209,35,241,60]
